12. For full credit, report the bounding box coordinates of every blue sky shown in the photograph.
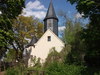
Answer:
[23,0,89,23]
[23,0,82,20]
[22,0,89,37]
[25,0,77,14]
[26,0,77,18]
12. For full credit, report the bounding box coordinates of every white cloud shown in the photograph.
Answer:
[26,0,46,10]
[22,9,46,19]
[22,0,47,19]
[75,13,84,19]
[58,26,66,32]
[58,26,66,38]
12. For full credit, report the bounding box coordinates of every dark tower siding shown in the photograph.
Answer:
[44,1,58,36]
[44,19,58,36]
[53,20,58,36]
[44,21,47,32]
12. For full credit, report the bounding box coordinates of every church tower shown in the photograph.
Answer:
[44,0,58,36]
[26,0,65,66]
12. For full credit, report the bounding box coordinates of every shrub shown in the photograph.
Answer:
[94,72,100,75]
[45,62,86,75]
[5,64,27,75]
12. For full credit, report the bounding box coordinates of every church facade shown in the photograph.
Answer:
[26,1,65,67]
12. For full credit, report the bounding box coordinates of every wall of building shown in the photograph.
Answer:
[27,29,64,67]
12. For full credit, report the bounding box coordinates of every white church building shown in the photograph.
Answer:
[25,0,65,67]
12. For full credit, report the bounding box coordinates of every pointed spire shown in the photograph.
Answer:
[44,0,58,21]
[51,0,52,3]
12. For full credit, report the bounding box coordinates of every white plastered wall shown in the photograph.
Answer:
[27,29,65,67]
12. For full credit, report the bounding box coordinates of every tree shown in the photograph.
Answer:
[11,16,43,61]
[45,62,86,75]
[63,20,85,65]
[4,49,16,62]
[44,48,60,67]
[0,0,25,59]
[58,11,85,64]
[67,0,100,66]
[67,0,100,18]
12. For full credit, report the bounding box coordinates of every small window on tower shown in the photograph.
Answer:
[48,36,51,41]
[49,22,51,27]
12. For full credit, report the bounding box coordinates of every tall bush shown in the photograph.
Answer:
[45,62,86,75]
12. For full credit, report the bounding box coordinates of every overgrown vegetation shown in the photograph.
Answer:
[66,0,100,74]
[11,16,43,61]
[45,62,86,75]
[0,0,100,75]
[5,63,27,75]
[0,0,25,59]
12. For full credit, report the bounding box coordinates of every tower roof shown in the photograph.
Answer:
[44,0,58,21]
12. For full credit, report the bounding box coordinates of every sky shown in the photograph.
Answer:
[23,0,78,19]
[22,0,89,37]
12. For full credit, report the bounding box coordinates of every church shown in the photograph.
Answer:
[26,0,65,67]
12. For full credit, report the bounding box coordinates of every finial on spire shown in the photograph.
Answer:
[50,0,53,4]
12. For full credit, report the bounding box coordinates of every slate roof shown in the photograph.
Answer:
[44,0,58,21]
[26,36,38,48]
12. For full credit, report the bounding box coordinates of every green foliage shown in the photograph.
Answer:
[59,45,71,63]
[63,21,85,65]
[94,72,100,75]
[45,62,86,75]
[0,17,14,59]
[11,16,43,61]
[64,21,83,45]
[27,67,43,75]
[44,47,61,67]
[0,0,25,19]
[82,15,100,66]
[4,49,16,62]
[26,58,43,75]
[67,0,99,17]
[5,63,27,75]
[44,47,86,75]
[67,0,100,67]
[63,20,75,44]
[31,57,42,69]
[0,0,25,59]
